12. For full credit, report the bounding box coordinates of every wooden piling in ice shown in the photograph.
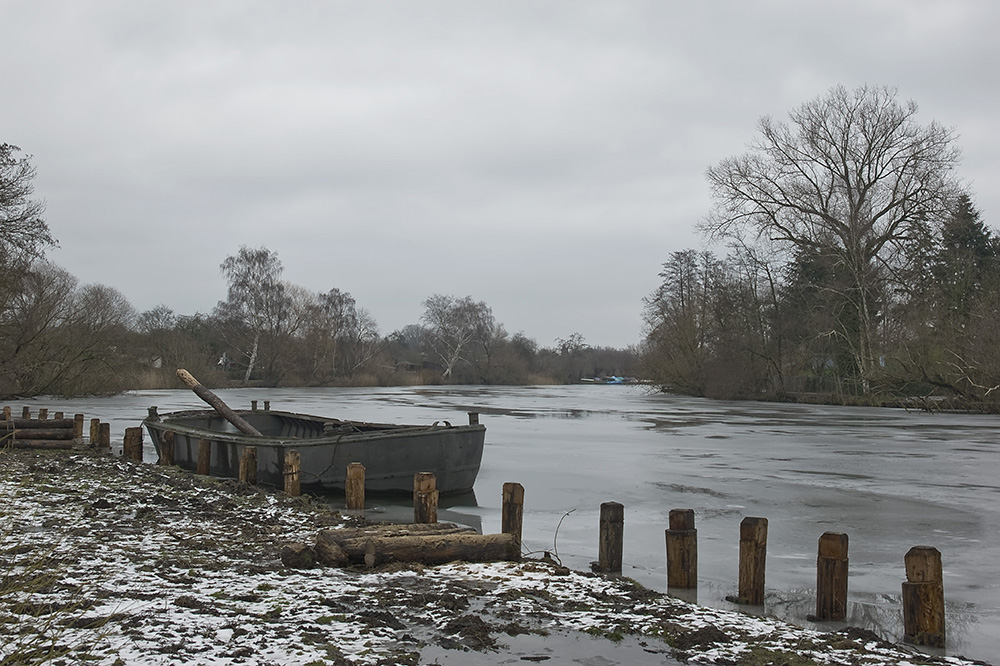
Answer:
[595,501,624,574]
[124,427,143,462]
[902,546,945,647]
[737,517,768,605]
[158,431,175,466]
[98,423,111,451]
[239,446,257,485]
[197,439,211,475]
[814,532,849,621]
[666,509,698,590]
[346,462,365,510]
[284,450,301,496]
[413,472,438,524]
[501,482,524,549]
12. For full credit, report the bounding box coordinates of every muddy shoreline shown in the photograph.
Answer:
[1,447,990,665]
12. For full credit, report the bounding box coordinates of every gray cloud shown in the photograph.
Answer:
[4,0,997,347]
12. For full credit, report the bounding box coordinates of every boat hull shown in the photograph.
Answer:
[142,409,485,495]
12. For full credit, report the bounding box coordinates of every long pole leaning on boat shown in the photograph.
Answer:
[175,368,263,436]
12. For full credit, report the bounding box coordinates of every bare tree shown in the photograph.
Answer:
[0,263,136,397]
[642,250,718,395]
[216,246,289,383]
[0,144,53,270]
[421,294,495,379]
[703,85,961,393]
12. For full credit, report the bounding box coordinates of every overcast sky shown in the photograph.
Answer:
[4,1,998,348]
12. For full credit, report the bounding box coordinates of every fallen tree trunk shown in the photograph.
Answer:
[8,439,77,450]
[176,369,262,436]
[1,419,76,429]
[318,523,477,543]
[3,429,76,440]
[317,528,519,567]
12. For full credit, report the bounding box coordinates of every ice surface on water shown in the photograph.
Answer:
[31,384,1000,661]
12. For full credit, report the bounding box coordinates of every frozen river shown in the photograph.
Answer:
[24,384,1000,661]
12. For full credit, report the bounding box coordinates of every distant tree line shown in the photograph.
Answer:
[642,86,1000,409]
[0,148,636,398]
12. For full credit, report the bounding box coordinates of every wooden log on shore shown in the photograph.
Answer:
[316,527,518,567]
[1,428,76,440]
[176,368,263,436]
[10,439,77,450]
[1,418,76,430]
[319,523,478,542]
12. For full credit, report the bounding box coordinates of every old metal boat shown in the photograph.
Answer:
[142,405,486,495]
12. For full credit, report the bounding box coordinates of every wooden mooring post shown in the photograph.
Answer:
[238,446,257,485]
[345,462,365,510]
[902,546,945,647]
[90,418,100,447]
[284,450,301,496]
[666,509,698,591]
[73,414,85,442]
[38,408,48,420]
[98,423,111,452]
[813,532,849,621]
[735,517,768,605]
[501,482,524,548]
[158,431,175,466]
[413,472,438,524]
[197,439,211,475]
[595,501,624,574]
[22,407,30,420]
[123,427,143,462]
